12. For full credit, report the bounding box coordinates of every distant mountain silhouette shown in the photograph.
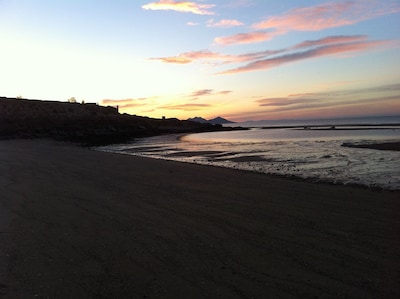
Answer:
[188,116,234,125]
[209,117,234,125]
[187,117,209,124]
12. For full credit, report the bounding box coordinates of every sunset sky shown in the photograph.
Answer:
[1,0,399,121]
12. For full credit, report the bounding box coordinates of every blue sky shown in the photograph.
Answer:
[1,0,399,121]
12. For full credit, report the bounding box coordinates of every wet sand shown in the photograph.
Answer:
[1,139,399,298]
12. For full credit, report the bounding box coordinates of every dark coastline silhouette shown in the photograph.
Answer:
[0,97,239,146]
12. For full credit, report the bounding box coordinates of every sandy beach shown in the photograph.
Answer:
[1,139,399,298]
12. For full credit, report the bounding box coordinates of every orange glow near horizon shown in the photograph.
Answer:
[107,82,400,122]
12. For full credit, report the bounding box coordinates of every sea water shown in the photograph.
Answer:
[97,116,400,190]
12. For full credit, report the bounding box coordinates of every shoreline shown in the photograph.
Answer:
[1,139,400,298]
[117,150,398,192]
[98,135,400,191]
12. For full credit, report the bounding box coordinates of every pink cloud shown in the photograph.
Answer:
[150,56,192,64]
[214,1,400,46]
[253,1,353,31]
[150,50,234,64]
[207,19,244,28]
[150,35,397,75]
[149,48,285,65]
[253,0,400,32]
[214,31,280,46]
[142,0,215,15]
[219,39,393,74]
[182,50,231,61]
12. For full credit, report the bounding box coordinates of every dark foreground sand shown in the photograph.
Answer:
[1,140,399,298]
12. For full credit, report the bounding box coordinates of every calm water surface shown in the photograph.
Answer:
[97,122,400,190]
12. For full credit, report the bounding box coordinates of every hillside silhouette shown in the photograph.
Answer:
[0,97,228,146]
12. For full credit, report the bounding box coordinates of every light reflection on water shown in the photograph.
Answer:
[184,127,400,142]
[97,127,400,190]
